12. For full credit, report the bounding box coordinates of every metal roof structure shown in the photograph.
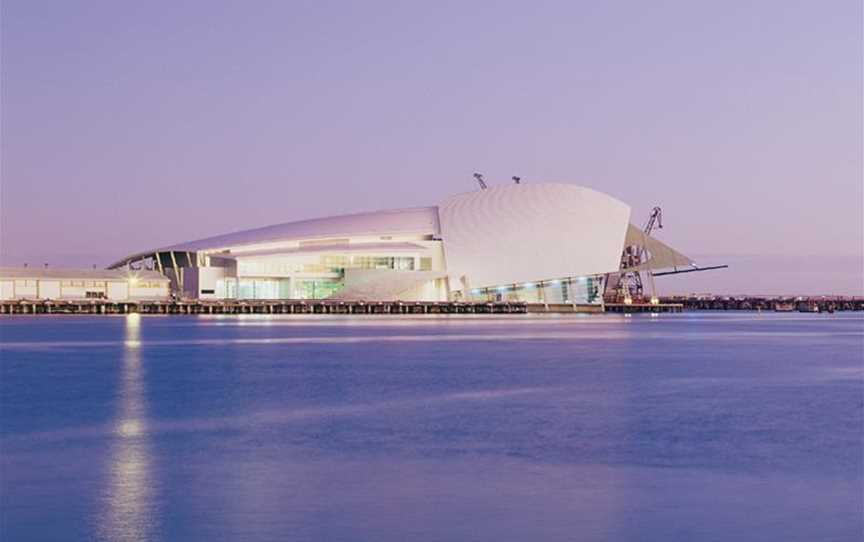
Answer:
[109,206,440,268]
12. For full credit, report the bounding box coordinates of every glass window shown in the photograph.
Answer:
[293,279,343,299]
[215,279,236,299]
[394,257,414,271]
[236,279,290,299]
[238,280,254,299]
[349,256,415,270]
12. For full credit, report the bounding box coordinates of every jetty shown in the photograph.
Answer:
[0,299,529,315]
[0,296,860,315]
[659,295,864,312]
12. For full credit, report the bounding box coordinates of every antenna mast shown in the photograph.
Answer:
[473,173,487,190]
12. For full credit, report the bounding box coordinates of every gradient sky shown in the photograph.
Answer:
[2,1,862,294]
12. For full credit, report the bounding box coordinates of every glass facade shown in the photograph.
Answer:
[214,279,237,299]
[214,277,346,300]
[200,240,440,301]
[292,279,343,300]
[227,253,425,299]
[469,276,604,305]
[215,278,290,299]
[237,254,418,277]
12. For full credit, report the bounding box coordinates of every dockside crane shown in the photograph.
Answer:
[614,206,663,303]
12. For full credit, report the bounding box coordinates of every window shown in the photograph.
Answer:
[294,279,343,300]
[237,279,290,299]
[350,256,415,270]
[215,279,238,299]
[419,257,432,271]
[394,257,414,271]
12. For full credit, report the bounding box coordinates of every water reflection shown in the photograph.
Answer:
[99,314,156,541]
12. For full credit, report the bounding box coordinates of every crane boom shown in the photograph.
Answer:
[644,206,662,235]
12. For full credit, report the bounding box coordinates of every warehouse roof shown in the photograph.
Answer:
[0,267,169,281]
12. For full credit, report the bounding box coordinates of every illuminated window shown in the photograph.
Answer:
[294,279,343,299]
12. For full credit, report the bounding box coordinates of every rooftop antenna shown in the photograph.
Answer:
[512,176,521,184]
[473,172,487,190]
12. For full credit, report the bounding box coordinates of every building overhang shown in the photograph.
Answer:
[216,242,433,260]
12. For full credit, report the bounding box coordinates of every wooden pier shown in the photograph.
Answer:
[1,296,860,316]
[0,299,529,316]
[605,302,683,314]
[658,295,864,312]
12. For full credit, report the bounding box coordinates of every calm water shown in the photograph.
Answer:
[1,313,861,541]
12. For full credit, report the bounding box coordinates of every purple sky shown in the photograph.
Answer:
[2,1,861,295]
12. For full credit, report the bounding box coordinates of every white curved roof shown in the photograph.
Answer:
[438,183,632,286]
[110,183,691,280]
[110,206,440,266]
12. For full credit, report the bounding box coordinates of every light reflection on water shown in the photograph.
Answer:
[99,313,156,542]
[0,313,861,542]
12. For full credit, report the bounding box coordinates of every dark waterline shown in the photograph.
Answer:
[1,313,862,541]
